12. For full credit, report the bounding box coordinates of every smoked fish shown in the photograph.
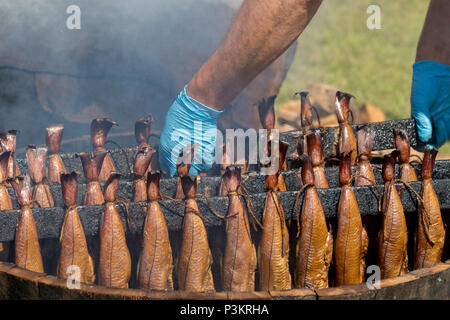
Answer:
[46,124,67,185]
[137,171,174,291]
[378,153,408,279]
[77,151,107,205]
[414,147,445,269]
[132,146,155,202]
[10,175,44,273]
[258,173,291,291]
[294,155,333,289]
[26,145,54,208]
[355,125,376,186]
[221,166,257,292]
[335,91,357,165]
[90,118,118,182]
[177,175,214,292]
[57,172,95,284]
[98,172,132,288]
[334,152,368,285]
[393,129,418,182]
[306,131,329,188]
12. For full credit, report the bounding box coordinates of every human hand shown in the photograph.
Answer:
[411,60,450,149]
[158,86,224,176]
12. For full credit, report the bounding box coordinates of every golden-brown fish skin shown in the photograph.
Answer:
[334,152,367,285]
[57,172,95,284]
[90,118,118,182]
[378,154,408,279]
[335,186,367,285]
[137,171,173,291]
[85,182,104,206]
[57,207,95,284]
[399,164,418,182]
[98,203,132,288]
[277,141,290,191]
[177,175,214,292]
[259,188,292,291]
[221,167,257,292]
[132,147,155,202]
[295,187,332,289]
[0,186,12,210]
[48,154,67,185]
[26,145,54,208]
[32,184,54,208]
[10,176,44,273]
[135,116,153,149]
[137,201,174,291]
[335,91,357,165]
[295,155,332,289]
[46,124,67,185]
[0,130,21,181]
[414,147,445,269]
[77,152,107,205]
[15,207,44,273]
[0,151,13,210]
[393,128,418,182]
[355,125,376,186]
[306,131,329,189]
[98,173,131,288]
[355,161,376,186]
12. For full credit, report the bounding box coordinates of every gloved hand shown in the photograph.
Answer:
[411,60,450,149]
[159,86,224,176]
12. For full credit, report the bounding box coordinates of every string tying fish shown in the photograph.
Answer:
[294,183,315,237]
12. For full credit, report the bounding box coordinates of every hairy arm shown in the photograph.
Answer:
[415,0,450,64]
[187,0,323,110]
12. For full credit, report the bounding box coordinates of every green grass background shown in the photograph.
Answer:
[276,0,450,154]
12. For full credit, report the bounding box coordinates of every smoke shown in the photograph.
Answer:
[0,0,244,152]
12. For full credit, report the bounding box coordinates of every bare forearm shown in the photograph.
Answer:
[187,0,322,110]
[416,0,450,65]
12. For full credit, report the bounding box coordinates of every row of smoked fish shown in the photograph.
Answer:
[0,91,446,292]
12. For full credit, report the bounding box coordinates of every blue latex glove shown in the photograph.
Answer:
[411,60,450,149]
[159,85,224,176]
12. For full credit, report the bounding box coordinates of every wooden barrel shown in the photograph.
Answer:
[0,260,448,300]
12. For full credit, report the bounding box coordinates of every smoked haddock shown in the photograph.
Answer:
[10,175,44,273]
[137,171,174,291]
[0,130,20,183]
[177,175,214,292]
[221,166,257,292]
[57,172,95,284]
[132,146,155,202]
[378,153,408,279]
[91,118,118,182]
[98,172,132,288]
[414,147,445,269]
[306,131,329,188]
[294,155,333,289]
[393,129,418,182]
[26,145,54,208]
[334,153,368,286]
[258,172,291,291]
[77,151,108,205]
[46,124,67,185]
[335,91,357,165]
[355,125,376,186]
